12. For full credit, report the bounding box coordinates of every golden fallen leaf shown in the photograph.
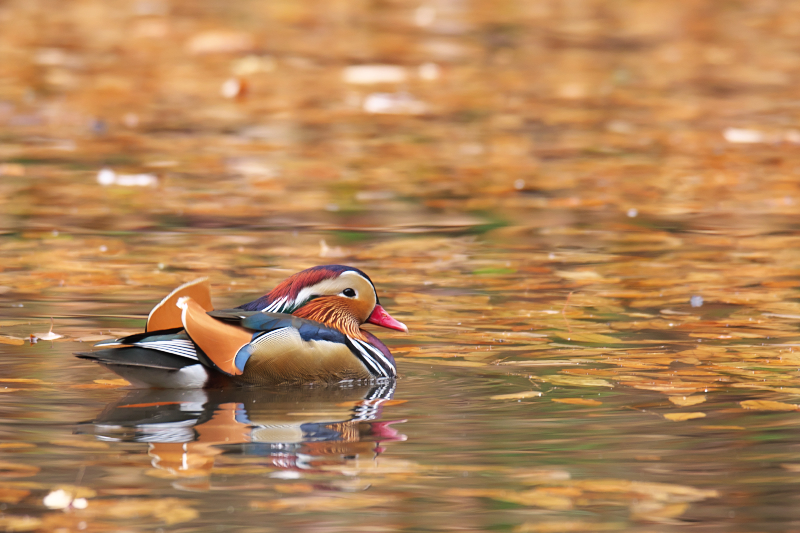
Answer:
[49,485,96,499]
[396,357,488,368]
[0,336,25,346]
[491,391,542,400]
[511,468,571,483]
[446,488,573,510]
[740,400,799,411]
[0,487,29,503]
[71,380,129,389]
[572,479,718,501]
[664,412,706,421]
[545,375,613,388]
[553,332,620,344]
[499,489,573,510]
[161,506,200,525]
[497,359,590,366]
[49,439,110,450]
[555,270,603,281]
[251,494,394,512]
[516,521,623,533]
[0,321,37,327]
[0,461,40,478]
[668,395,706,407]
[631,501,689,520]
[0,516,41,532]
[92,497,198,525]
[93,379,130,387]
[273,483,315,494]
[552,398,602,406]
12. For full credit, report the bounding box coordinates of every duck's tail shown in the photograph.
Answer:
[76,330,209,389]
[146,278,214,332]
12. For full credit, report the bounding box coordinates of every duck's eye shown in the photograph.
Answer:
[342,288,356,298]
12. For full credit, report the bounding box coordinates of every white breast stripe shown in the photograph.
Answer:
[353,338,396,377]
[134,339,198,360]
[347,337,389,378]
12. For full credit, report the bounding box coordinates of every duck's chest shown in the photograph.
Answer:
[233,328,376,385]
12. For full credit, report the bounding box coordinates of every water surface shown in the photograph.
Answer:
[3,0,800,531]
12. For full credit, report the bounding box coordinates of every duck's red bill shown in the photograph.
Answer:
[367,305,408,332]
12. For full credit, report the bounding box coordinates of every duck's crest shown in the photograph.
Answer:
[237,265,374,313]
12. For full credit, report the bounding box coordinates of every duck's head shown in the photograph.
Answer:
[239,265,407,334]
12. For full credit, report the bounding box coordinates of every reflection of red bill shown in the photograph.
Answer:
[367,305,408,332]
[370,420,408,441]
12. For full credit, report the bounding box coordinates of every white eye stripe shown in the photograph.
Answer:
[293,271,376,309]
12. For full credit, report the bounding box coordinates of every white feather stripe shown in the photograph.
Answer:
[133,339,199,360]
[347,337,389,377]
[260,296,287,313]
[353,338,396,377]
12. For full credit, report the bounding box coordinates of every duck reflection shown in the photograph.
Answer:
[80,382,404,490]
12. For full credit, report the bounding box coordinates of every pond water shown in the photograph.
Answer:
[3,0,800,531]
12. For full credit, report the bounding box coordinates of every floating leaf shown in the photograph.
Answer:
[49,439,109,450]
[630,501,689,520]
[0,516,41,531]
[397,358,488,368]
[0,461,40,478]
[251,494,394,512]
[497,489,573,510]
[446,488,572,510]
[544,375,613,388]
[740,400,799,411]
[0,488,29,504]
[0,336,25,346]
[555,270,603,281]
[664,412,706,421]
[516,521,624,533]
[552,332,620,344]
[668,395,706,407]
[553,398,602,406]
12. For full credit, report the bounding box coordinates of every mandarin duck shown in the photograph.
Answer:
[76,265,407,388]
